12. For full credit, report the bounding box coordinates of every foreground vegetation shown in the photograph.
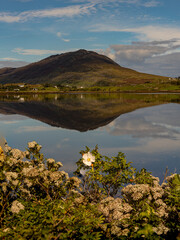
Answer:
[0,79,180,94]
[0,142,179,239]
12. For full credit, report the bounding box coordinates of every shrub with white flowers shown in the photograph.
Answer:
[0,142,179,240]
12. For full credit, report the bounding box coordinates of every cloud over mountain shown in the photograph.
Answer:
[100,38,180,76]
[0,60,29,68]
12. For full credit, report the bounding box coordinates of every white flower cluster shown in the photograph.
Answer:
[11,149,25,160]
[5,172,19,186]
[122,184,150,201]
[153,222,169,235]
[4,141,12,153]
[48,171,69,186]
[47,158,55,164]
[166,173,179,183]
[46,158,63,171]
[98,173,180,238]
[66,177,81,188]
[28,141,38,149]
[99,197,132,237]
[0,141,79,217]
[5,172,18,181]
[11,200,24,214]
[122,183,169,220]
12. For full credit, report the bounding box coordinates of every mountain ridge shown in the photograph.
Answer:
[0,49,168,86]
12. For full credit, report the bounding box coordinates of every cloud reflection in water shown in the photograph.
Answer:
[0,102,179,181]
[101,104,180,140]
[100,103,180,180]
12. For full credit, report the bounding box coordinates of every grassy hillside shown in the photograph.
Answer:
[0,49,169,87]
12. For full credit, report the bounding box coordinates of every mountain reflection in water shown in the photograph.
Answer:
[0,93,180,131]
[0,93,179,180]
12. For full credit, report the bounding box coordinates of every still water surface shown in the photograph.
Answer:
[0,93,179,181]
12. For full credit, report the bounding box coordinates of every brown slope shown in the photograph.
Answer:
[0,49,168,85]
[0,67,16,75]
[0,49,119,84]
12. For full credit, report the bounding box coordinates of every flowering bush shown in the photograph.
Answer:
[0,142,179,239]
[75,146,136,201]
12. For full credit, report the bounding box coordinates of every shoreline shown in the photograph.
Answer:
[0,90,180,95]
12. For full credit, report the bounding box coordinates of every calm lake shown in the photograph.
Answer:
[0,93,179,181]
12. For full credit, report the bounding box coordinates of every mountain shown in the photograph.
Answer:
[0,49,168,86]
[0,67,16,75]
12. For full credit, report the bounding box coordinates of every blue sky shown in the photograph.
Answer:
[0,0,180,76]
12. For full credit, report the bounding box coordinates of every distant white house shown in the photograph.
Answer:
[19,97,25,102]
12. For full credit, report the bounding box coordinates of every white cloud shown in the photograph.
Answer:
[142,0,159,7]
[96,26,180,76]
[0,14,21,23]
[104,49,180,77]
[0,4,95,23]
[100,39,180,67]
[56,32,70,42]
[0,0,160,23]
[122,138,180,154]
[0,57,21,61]
[16,0,33,2]
[124,26,180,42]
[0,60,29,68]
[56,32,62,38]
[102,104,180,139]
[12,48,67,55]
[0,114,27,122]
[62,38,70,42]
[99,48,116,60]
[15,125,57,133]
[2,121,21,124]
[136,52,180,77]
[107,39,180,64]
[90,24,180,42]
[71,0,159,8]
